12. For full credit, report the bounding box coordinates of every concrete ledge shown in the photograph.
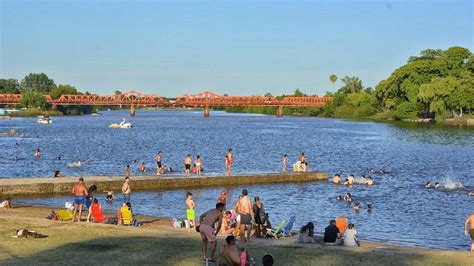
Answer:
[0,172,327,196]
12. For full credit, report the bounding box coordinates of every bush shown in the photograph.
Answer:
[394,101,418,120]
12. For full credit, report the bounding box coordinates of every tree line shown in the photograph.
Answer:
[226,46,474,122]
[0,73,92,115]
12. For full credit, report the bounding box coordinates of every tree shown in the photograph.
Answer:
[338,76,363,94]
[20,73,55,93]
[329,74,337,84]
[114,90,122,95]
[50,84,78,99]
[294,89,307,97]
[418,77,460,121]
[264,92,273,97]
[19,91,48,109]
[0,79,20,94]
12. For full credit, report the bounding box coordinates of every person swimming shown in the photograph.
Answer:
[336,195,343,201]
[425,181,432,188]
[353,202,361,211]
[104,190,114,202]
[434,182,440,189]
[367,176,374,186]
[367,203,373,212]
[332,174,341,184]
[344,193,352,203]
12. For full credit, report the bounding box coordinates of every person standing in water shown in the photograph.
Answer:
[282,154,288,173]
[299,152,306,171]
[124,165,131,177]
[122,176,131,203]
[72,177,88,222]
[34,149,41,158]
[464,213,474,251]
[226,149,233,176]
[195,155,202,176]
[186,192,196,233]
[156,151,162,176]
[184,154,192,177]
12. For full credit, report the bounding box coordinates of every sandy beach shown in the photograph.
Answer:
[1,205,472,265]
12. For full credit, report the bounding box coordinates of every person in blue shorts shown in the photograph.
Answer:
[72,177,88,222]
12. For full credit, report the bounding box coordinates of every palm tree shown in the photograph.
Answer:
[329,74,337,91]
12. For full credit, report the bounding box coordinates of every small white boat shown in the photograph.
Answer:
[109,118,133,128]
[37,116,52,124]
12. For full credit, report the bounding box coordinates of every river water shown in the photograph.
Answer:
[1,110,473,250]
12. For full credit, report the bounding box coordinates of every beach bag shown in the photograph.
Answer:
[56,209,74,221]
[64,202,74,211]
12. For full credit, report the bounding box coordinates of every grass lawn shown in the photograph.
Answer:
[0,207,473,265]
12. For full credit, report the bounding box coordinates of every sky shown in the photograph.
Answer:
[1,0,472,97]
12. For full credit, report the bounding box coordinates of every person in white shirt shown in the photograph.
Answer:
[344,223,359,247]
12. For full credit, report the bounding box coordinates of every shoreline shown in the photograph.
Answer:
[0,205,472,265]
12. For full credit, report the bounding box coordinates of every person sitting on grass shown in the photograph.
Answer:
[343,223,360,247]
[220,211,235,235]
[217,235,254,266]
[0,197,12,209]
[117,202,133,226]
[87,198,109,223]
[295,222,315,243]
[324,219,343,245]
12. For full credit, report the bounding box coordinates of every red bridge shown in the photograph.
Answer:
[0,90,332,117]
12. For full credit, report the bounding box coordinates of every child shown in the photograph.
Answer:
[186,192,196,233]
[104,190,114,202]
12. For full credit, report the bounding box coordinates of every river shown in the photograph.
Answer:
[1,110,473,250]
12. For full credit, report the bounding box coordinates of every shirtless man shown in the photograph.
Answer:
[186,192,196,233]
[199,202,225,263]
[226,149,233,176]
[237,189,253,242]
[72,177,88,222]
[332,174,341,184]
[156,151,162,175]
[367,176,374,186]
[122,176,131,203]
[282,154,288,173]
[184,154,192,177]
[218,235,253,266]
[344,175,355,185]
[464,213,474,251]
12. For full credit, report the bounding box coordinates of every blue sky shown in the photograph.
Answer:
[1,0,472,97]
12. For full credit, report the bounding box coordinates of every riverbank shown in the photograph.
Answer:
[0,172,328,196]
[0,205,472,265]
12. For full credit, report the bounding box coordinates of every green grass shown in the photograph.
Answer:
[1,215,472,266]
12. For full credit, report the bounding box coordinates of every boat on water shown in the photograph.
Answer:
[109,118,133,128]
[37,116,52,124]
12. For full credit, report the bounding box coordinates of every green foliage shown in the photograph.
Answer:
[293,89,307,97]
[329,74,337,84]
[19,91,49,109]
[0,79,20,94]
[375,46,473,121]
[50,84,78,99]
[394,101,418,120]
[9,109,62,117]
[20,73,56,93]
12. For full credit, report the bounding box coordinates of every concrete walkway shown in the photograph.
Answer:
[0,172,327,196]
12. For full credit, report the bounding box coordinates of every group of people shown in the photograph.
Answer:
[295,217,359,247]
[332,174,374,186]
[336,193,373,212]
[71,177,132,224]
[193,188,275,264]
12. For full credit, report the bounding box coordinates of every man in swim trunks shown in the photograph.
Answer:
[218,235,253,266]
[122,176,131,203]
[186,192,196,233]
[464,212,474,251]
[185,154,192,177]
[237,189,253,242]
[226,148,233,176]
[72,177,88,222]
[199,202,225,263]
[156,151,162,175]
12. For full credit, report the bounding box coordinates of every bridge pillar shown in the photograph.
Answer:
[204,106,210,117]
[130,105,136,117]
[276,106,284,117]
